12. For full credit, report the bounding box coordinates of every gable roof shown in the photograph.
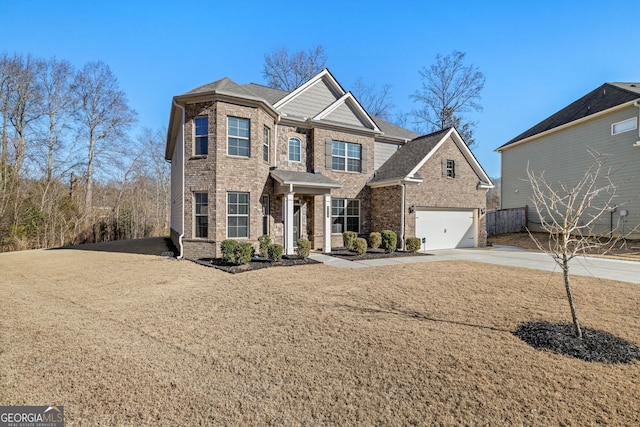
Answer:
[498,82,640,150]
[369,127,493,188]
[372,116,421,141]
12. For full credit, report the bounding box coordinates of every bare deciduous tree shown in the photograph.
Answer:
[526,152,625,338]
[263,45,327,91]
[411,50,485,146]
[352,76,394,120]
[73,61,137,212]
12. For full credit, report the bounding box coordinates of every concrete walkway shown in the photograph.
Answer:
[309,245,640,284]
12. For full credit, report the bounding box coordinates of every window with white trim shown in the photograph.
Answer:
[227,192,249,238]
[611,117,637,135]
[194,117,208,155]
[332,141,361,172]
[228,117,250,157]
[194,192,208,238]
[289,137,301,162]
[331,199,359,234]
[263,126,270,163]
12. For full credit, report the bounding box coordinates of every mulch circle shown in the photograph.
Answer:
[513,321,640,364]
[195,255,320,274]
[329,247,432,261]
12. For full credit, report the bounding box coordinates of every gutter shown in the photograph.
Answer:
[400,183,406,250]
[274,114,280,168]
[634,100,640,147]
[173,100,186,259]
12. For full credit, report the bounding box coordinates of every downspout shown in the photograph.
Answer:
[400,182,406,250]
[173,100,186,259]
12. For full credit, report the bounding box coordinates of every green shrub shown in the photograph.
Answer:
[343,231,358,250]
[353,237,367,255]
[268,243,284,262]
[405,237,421,253]
[369,232,382,249]
[258,234,271,257]
[296,238,311,259]
[235,242,253,265]
[220,239,252,265]
[381,230,397,253]
[220,239,239,263]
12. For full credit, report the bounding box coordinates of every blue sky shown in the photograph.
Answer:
[2,0,639,178]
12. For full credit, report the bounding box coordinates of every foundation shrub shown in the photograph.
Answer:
[353,237,367,255]
[405,237,421,253]
[220,239,252,265]
[296,238,311,259]
[258,234,271,257]
[381,230,397,253]
[268,243,284,262]
[343,231,358,250]
[369,232,382,249]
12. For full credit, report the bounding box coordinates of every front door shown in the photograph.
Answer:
[293,203,301,245]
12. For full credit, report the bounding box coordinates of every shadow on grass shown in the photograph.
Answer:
[48,237,177,257]
[338,304,511,334]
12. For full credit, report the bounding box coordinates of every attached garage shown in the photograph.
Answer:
[415,208,477,250]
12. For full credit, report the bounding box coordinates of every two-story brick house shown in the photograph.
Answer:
[166,69,493,259]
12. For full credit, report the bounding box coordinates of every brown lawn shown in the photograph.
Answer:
[0,248,639,426]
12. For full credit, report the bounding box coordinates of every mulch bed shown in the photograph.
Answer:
[513,321,640,364]
[195,255,320,274]
[329,247,432,261]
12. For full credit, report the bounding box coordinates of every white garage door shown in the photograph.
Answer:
[415,209,476,250]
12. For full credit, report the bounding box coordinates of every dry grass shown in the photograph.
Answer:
[1,248,639,426]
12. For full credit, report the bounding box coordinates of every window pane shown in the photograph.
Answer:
[332,157,345,171]
[347,200,359,216]
[346,217,359,232]
[347,143,360,158]
[195,136,208,155]
[238,193,248,204]
[332,141,345,156]
[332,218,344,234]
[195,117,208,135]
[347,158,360,172]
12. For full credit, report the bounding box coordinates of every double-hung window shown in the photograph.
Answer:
[263,126,270,163]
[228,117,250,157]
[332,141,361,172]
[331,199,359,234]
[194,192,208,238]
[194,117,208,155]
[289,137,301,162]
[227,192,249,238]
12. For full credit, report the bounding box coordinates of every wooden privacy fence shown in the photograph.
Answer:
[486,206,528,236]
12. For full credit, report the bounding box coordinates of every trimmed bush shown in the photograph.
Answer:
[258,234,271,257]
[296,238,311,259]
[405,237,421,253]
[353,237,367,255]
[220,239,252,265]
[369,232,382,249]
[343,231,358,250]
[235,242,253,265]
[381,230,398,253]
[220,239,239,264]
[268,243,284,262]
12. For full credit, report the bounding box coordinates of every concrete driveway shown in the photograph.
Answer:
[311,245,640,284]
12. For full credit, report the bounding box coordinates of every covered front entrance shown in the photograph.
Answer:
[270,170,342,255]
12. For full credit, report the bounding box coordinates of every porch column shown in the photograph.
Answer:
[284,191,295,255]
[324,193,332,253]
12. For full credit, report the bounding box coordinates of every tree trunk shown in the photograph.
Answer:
[563,254,582,338]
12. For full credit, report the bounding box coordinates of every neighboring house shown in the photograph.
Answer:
[497,82,640,238]
[165,69,493,259]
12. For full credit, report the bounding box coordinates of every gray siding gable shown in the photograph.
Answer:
[279,79,341,119]
[324,102,370,128]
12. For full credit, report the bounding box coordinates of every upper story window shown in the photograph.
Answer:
[332,141,361,172]
[263,126,270,163]
[228,117,250,157]
[194,117,208,155]
[442,159,458,178]
[288,137,301,162]
[194,192,208,238]
[612,117,637,135]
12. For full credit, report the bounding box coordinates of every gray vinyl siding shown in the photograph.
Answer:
[374,141,400,170]
[324,102,369,129]
[501,105,640,237]
[280,80,340,118]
